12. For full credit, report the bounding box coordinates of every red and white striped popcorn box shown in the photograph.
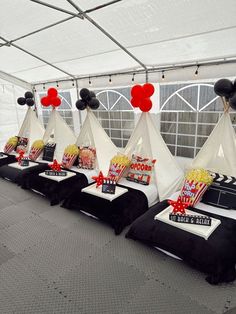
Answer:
[108,163,126,182]
[3,143,15,154]
[61,153,77,169]
[29,147,43,161]
[180,179,208,207]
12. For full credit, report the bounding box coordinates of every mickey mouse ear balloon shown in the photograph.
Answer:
[17,91,35,107]
[130,83,155,112]
[75,89,100,111]
[40,87,61,108]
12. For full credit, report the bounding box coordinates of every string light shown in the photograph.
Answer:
[162,71,165,80]
[109,75,112,84]
[195,65,199,76]
[89,77,92,86]
[56,81,59,87]
[43,83,45,90]
[72,80,75,87]
[132,73,135,83]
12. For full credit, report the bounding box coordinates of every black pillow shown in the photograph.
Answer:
[42,143,56,162]
[201,172,236,209]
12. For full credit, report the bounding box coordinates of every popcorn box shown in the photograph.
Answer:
[29,147,43,161]
[180,179,208,207]
[108,162,126,182]
[62,153,77,169]
[4,143,15,154]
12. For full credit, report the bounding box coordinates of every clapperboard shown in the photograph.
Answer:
[102,179,116,194]
[42,143,56,162]
[20,158,29,167]
[202,172,236,209]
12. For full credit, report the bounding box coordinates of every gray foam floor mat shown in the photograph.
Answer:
[0,177,235,313]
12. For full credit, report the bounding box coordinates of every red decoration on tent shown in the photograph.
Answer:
[130,83,154,112]
[92,171,108,188]
[40,87,61,108]
[49,159,62,172]
[168,197,190,214]
[16,150,25,164]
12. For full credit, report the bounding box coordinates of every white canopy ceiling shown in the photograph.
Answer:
[0,0,236,86]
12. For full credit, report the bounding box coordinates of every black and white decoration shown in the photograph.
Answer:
[202,172,236,209]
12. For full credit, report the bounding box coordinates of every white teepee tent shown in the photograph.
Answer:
[18,107,44,150]
[43,109,76,161]
[191,112,236,177]
[76,109,118,174]
[124,112,184,200]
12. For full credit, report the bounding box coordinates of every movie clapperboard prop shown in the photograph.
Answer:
[20,158,29,167]
[102,179,116,194]
[169,213,212,226]
[42,143,56,162]
[45,170,67,177]
[202,172,236,209]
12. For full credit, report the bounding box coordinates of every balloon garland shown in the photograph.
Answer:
[214,78,236,111]
[130,83,155,112]
[17,91,35,107]
[40,88,61,108]
[76,88,100,111]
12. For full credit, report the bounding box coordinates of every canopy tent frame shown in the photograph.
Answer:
[0,0,236,88]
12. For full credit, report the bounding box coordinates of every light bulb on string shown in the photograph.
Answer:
[162,71,165,81]
[109,75,112,85]
[89,77,92,86]
[195,65,199,76]
[132,73,135,83]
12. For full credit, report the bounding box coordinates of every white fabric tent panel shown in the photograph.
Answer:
[53,50,139,77]
[16,18,119,65]
[0,83,28,150]
[0,46,44,74]
[130,28,236,66]
[43,109,76,161]
[191,112,236,177]
[88,0,236,49]
[0,0,73,39]
[76,110,118,174]
[124,112,184,200]
[13,66,69,83]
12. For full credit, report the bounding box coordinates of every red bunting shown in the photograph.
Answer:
[92,171,108,188]
[168,197,190,214]
[49,159,62,172]
[16,150,25,164]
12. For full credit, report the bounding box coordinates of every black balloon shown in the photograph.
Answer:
[17,97,26,106]
[24,91,34,99]
[80,88,90,100]
[90,91,96,98]
[25,98,35,106]
[214,79,234,98]
[88,97,100,109]
[229,93,236,110]
[76,99,86,110]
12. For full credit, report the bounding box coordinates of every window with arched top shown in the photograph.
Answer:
[160,83,236,158]
[93,88,135,148]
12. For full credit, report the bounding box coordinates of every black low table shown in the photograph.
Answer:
[126,200,236,285]
[0,153,16,167]
[62,183,148,235]
[0,161,49,187]
[25,169,88,206]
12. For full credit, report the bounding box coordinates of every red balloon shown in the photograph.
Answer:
[48,87,58,97]
[51,97,61,107]
[131,85,144,99]
[41,96,50,107]
[139,98,152,112]
[143,83,155,97]
[130,97,141,108]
